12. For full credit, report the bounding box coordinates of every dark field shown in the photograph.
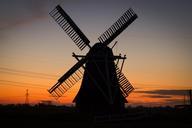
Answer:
[0,104,191,128]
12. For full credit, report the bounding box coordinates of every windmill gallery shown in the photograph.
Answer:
[48,5,138,114]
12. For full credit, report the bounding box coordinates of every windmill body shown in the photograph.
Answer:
[48,5,137,114]
[73,43,125,113]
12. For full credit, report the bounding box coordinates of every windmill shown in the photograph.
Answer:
[48,5,138,114]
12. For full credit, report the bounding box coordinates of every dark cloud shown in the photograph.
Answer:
[132,89,191,106]
[143,94,172,99]
[0,0,61,29]
[165,98,184,105]
[135,89,188,96]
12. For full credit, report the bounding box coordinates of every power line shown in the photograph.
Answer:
[0,80,47,87]
[0,67,59,80]
[0,80,47,89]
[0,83,46,89]
[0,70,57,80]
[0,67,58,77]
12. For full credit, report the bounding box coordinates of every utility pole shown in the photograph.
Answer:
[25,89,29,105]
[189,89,192,106]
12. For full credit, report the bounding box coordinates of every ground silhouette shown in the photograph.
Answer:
[0,104,191,128]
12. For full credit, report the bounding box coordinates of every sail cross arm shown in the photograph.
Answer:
[50,5,91,50]
[98,8,138,46]
[116,66,134,98]
[48,58,87,99]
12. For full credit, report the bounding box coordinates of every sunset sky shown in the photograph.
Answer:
[0,0,191,106]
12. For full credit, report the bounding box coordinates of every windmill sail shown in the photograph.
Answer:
[98,8,137,46]
[48,58,87,99]
[116,66,134,97]
[50,5,90,50]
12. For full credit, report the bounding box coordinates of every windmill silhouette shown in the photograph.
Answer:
[48,5,138,114]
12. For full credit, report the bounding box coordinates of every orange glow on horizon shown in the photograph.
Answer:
[0,0,191,106]
[0,71,188,106]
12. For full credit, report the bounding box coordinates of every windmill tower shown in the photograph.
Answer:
[187,89,192,106]
[25,89,29,105]
[48,5,138,114]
